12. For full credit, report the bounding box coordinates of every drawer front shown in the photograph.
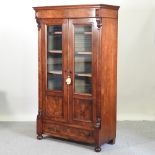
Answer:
[43,123,95,144]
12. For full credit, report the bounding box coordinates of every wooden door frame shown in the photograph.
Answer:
[68,18,98,128]
[41,19,69,122]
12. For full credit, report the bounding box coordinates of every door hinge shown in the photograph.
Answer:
[95,117,101,128]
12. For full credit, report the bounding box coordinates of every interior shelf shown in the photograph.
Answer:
[76,52,92,55]
[75,73,92,77]
[76,32,92,35]
[48,70,62,75]
[53,31,62,34]
[48,31,62,35]
[48,50,62,54]
[84,32,92,35]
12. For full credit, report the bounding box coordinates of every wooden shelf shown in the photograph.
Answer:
[53,31,62,34]
[84,32,92,35]
[48,71,62,75]
[48,31,62,35]
[76,52,92,55]
[76,73,92,77]
[76,32,92,35]
[75,60,91,63]
[48,50,62,54]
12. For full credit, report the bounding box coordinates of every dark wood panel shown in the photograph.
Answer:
[43,123,95,144]
[73,98,93,122]
[35,8,118,19]
[35,9,95,19]
[45,96,64,118]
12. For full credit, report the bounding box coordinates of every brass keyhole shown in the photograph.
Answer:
[66,76,71,85]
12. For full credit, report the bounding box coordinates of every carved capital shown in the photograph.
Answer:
[36,18,41,30]
[96,18,102,29]
[35,11,41,30]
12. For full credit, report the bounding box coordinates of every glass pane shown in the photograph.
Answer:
[47,25,63,90]
[74,25,92,94]
[48,26,62,51]
[75,76,92,94]
[48,74,62,90]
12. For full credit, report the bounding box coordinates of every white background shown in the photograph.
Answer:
[0,0,155,121]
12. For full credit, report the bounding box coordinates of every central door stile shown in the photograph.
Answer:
[63,19,69,122]
[68,18,74,124]
[66,18,70,123]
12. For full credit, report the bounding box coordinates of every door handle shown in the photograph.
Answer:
[66,76,71,85]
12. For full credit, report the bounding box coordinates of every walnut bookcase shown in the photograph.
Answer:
[33,4,119,152]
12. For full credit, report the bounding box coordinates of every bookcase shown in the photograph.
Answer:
[33,4,119,152]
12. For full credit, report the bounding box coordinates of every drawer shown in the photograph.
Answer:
[43,123,95,144]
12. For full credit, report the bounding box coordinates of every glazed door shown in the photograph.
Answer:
[42,19,68,122]
[68,19,97,127]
